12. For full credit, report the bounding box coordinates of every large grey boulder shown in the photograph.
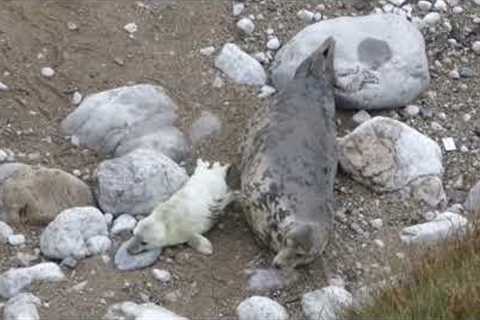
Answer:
[215,43,267,86]
[4,293,41,320]
[272,14,429,110]
[95,148,188,216]
[0,263,65,299]
[40,207,109,260]
[338,117,445,207]
[1,165,94,226]
[237,296,289,320]
[61,84,190,162]
[104,301,189,320]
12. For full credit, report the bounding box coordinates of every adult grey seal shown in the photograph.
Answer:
[240,37,337,269]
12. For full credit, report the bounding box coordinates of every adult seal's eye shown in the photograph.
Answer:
[141,241,148,246]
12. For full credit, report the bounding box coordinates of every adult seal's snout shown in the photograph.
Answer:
[240,37,338,269]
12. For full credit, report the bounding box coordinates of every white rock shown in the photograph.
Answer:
[352,110,371,124]
[434,0,448,12]
[302,286,353,320]
[423,12,441,26]
[237,18,255,34]
[0,81,8,91]
[215,43,267,86]
[237,296,289,320]
[152,269,172,283]
[232,2,245,16]
[0,221,14,243]
[442,137,456,151]
[258,85,276,98]
[199,46,215,56]
[338,117,444,197]
[297,9,315,23]
[72,91,83,105]
[40,207,109,260]
[0,263,65,299]
[472,41,480,54]
[272,14,430,110]
[417,0,432,11]
[123,22,138,33]
[41,67,55,78]
[67,21,78,31]
[104,301,189,320]
[8,234,25,246]
[111,214,137,235]
[400,211,468,245]
[95,148,188,216]
[370,218,383,229]
[4,293,41,320]
[266,37,281,51]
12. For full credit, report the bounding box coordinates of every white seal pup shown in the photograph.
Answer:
[127,159,236,255]
[240,37,337,269]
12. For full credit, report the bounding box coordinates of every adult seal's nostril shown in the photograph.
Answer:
[240,37,337,269]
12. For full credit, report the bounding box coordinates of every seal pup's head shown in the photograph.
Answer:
[272,222,329,269]
[293,36,336,84]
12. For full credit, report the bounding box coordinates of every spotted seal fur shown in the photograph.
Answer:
[240,37,337,269]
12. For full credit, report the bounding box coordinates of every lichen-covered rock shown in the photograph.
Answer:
[338,117,445,207]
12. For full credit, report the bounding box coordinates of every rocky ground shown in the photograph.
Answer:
[1,0,480,319]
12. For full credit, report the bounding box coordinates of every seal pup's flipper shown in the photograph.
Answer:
[188,234,213,255]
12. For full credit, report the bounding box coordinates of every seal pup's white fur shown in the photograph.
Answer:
[127,159,235,255]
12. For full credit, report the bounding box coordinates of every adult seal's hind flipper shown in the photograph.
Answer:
[240,37,338,269]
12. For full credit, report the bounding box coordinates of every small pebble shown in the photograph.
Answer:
[72,92,82,105]
[297,9,314,23]
[404,104,420,116]
[41,67,55,78]
[266,37,281,51]
[0,81,8,91]
[472,41,480,54]
[258,85,276,98]
[152,269,172,283]
[123,22,138,34]
[373,239,385,248]
[352,110,371,124]
[67,21,78,31]
[370,219,383,229]
[423,12,441,26]
[232,2,245,16]
[200,46,215,56]
[237,18,255,34]
[8,234,25,246]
